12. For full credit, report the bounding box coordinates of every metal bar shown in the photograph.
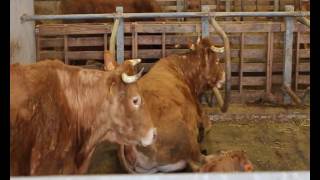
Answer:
[162,31,166,58]
[116,7,124,63]
[35,28,40,62]
[295,32,300,91]
[274,0,279,11]
[201,5,210,38]
[240,0,244,21]
[225,0,232,21]
[266,32,274,94]
[134,26,138,59]
[64,35,69,64]
[21,11,310,22]
[239,33,244,95]
[210,17,231,113]
[131,22,136,59]
[110,19,119,59]
[283,5,295,104]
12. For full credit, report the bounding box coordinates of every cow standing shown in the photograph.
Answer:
[118,38,228,173]
[10,59,156,175]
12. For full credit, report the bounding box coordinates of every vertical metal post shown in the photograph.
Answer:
[35,28,40,62]
[201,5,210,38]
[294,32,300,91]
[64,35,69,64]
[116,6,124,63]
[177,0,185,21]
[225,0,232,21]
[10,0,36,64]
[283,5,295,104]
[274,0,279,11]
[266,32,274,94]
[239,33,244,96]
[162,32,166,58]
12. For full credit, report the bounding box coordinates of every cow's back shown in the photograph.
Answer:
[10,61,79,175]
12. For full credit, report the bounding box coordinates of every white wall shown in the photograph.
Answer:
[10,0,36,64]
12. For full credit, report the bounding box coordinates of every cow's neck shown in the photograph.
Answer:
[56,68,114,159]
[172,53,207,97]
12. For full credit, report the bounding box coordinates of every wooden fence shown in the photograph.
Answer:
[35,20,309,103]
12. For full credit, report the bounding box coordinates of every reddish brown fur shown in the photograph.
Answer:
[10,60,154,175]
[198,150,254,172]
[120,38,225,173]
[60,0,162,22]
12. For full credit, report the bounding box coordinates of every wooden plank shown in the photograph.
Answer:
[36,22,309,36]
[297,75,310,84]
[40,51,103,60]
[37,24,113,36]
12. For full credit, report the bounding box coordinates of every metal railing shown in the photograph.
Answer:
[23,5,310,104]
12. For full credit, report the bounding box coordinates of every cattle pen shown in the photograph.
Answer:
[10,0,310,179]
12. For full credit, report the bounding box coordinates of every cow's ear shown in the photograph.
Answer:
[104,50,117,71]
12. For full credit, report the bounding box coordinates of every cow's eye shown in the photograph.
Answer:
[131,95,141,109]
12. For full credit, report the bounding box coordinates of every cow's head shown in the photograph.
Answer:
[189,37,226,90]
[103,52,156,147]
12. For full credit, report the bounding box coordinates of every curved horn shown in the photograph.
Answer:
[127,59,141,67]
[211,45,225,53]
[121,67,144,84]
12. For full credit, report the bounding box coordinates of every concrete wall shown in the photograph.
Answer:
[10,0,36,64]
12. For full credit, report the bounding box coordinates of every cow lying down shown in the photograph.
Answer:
[10,59,156,175]
[115,38,248,173]
[189,150,254,172]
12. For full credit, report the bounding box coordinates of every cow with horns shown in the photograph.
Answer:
[10,59,156,175]
[116,38,233,173]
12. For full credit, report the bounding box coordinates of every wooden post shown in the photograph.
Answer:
[116,6,124,63]
[283,5,295,104]
[10,0,36,64]
[201,5,210,38]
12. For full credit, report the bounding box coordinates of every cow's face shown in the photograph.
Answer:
[190,38,226,89]
[105,60,156,147]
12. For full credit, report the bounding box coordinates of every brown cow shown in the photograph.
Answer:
[10,59,156,175]
[117,38,227,173]
[60,0,162,23]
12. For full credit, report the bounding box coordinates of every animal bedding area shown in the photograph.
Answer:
[87,104,310,173]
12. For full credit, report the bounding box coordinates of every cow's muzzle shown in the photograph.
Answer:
[140,128,157,147]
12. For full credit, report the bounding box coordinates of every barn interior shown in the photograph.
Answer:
[10,0,310,179]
